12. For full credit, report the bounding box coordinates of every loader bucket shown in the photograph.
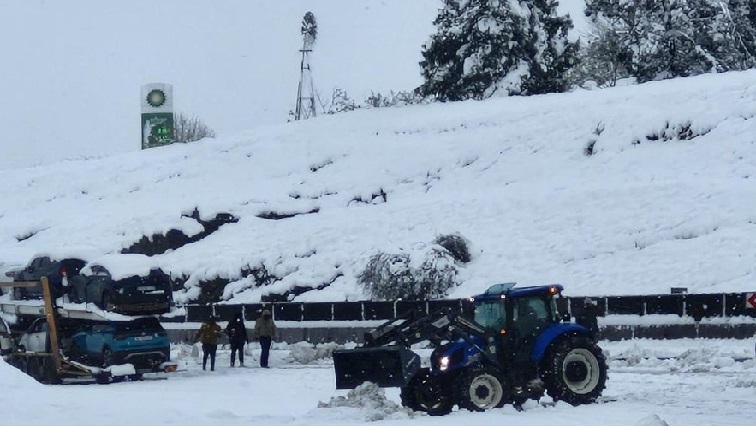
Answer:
[333,347,420,389]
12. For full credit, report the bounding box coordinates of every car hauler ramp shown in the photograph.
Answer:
[0,280,144,322]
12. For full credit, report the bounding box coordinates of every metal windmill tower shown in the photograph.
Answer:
[295,12,318,121]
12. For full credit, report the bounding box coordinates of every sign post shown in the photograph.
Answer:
[141,83,174,149]
[746,292,756,310]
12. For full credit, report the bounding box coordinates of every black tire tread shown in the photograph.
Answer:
[400,368,454,416]
[454,365,506,412]
[542,334,607,405]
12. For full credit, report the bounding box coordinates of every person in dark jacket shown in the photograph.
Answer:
[252,310,277,368]
[194,315,222,371]
[575,298,600,337]
[225,313,249,367]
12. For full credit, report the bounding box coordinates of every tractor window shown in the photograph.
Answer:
[513,298,549,337]
[474,300,507,331]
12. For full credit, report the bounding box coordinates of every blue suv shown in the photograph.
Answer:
[67,317,170,373]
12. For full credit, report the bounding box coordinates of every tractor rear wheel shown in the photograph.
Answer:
[400,368,453,416]
[456,366,505,411]
[542,335,607,405]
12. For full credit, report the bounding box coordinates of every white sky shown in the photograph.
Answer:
[0,0,441,170]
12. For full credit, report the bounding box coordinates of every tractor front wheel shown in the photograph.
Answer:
[456,366,506,411]
[542,335,607,405]
[400,368,454,416]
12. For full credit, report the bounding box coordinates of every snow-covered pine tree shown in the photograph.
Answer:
[417,0,578,100]
[520,0,580,95]
[727,0,756,66]
[585,0,756,83]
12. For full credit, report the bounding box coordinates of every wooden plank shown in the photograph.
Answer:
[41,277,62,371]
[0,281,40,289]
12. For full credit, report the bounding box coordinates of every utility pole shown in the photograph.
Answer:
[295,12,318,121]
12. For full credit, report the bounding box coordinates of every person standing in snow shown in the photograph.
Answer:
[575,298,600,337]
[252,310,277,368]
[194,315,222,371]
[225,313,249,367]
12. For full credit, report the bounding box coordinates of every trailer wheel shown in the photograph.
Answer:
[456,366,505,411]
[400,368,453,416]
[542,335,607,405]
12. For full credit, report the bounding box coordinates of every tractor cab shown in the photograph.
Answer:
[472,283,563,336]
[472,284,568,373]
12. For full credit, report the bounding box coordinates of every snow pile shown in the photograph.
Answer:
[287,341,342,364]
[318,382,415,421]
[635,414,669,426]
[101,363,137,377]
[605,339,756,375]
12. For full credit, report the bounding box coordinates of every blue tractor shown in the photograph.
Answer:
[333,283,607,415]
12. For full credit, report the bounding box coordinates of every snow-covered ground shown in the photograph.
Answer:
[2,338,754,425]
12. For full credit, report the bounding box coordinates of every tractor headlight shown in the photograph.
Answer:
[438,356,450,372]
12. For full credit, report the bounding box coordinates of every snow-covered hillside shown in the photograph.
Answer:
[2,70,756,303]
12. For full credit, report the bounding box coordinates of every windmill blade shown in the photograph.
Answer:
[301,11,318,48]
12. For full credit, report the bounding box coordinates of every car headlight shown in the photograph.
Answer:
[438,356,450,372]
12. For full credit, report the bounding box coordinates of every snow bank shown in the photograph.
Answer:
[317,382,415,421]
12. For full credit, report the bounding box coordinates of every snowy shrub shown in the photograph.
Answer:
[317,88,420,116]
[173,112,215,143]
[364,90,420,108]
[318,382,415,421]
[358,245,459,301]
[318,88,359,115]
[434,233,471,263]
[288,341,342,364]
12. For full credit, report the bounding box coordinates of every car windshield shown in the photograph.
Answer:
[474,300,506,330]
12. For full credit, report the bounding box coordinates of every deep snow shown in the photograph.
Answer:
[1,338,754,426]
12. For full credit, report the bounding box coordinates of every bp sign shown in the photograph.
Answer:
[141,83,174,149]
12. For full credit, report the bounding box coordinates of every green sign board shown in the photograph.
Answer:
[141,112,174,149]
[141,84,174,150]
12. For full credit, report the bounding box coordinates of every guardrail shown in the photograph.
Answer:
[167,292,756,323]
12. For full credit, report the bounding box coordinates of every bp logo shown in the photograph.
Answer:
[146,89,167,107]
